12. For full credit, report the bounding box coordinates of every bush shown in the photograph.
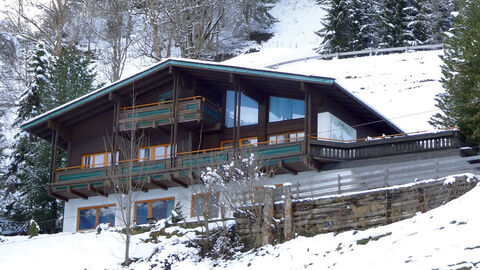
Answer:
[28,220,39,238]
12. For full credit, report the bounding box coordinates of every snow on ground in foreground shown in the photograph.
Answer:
[1,177,479,270]
[227,50,444,133]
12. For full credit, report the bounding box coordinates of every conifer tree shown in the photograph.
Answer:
[378,0,407,47]
[404,0,430,45]
[4,45,98,232]
[316,0,352,53]
[430,0,480,144]
[350,0,379,50]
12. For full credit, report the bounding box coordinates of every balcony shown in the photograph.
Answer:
[50,130,465,201]
[118,96,222,132]
[51,141,307,201]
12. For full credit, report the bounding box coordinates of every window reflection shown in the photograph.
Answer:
[269,96,304,122]
[225,91,258,127]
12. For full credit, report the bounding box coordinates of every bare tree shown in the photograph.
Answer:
[91,0,136,81]
[104,94,148,266]
[194,149,273,247]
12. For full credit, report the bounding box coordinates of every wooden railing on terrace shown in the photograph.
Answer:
[310,130,464,161]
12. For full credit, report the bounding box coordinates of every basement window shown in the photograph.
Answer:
[77,204,115,231]
[134,197,175,225]
[191,193,220,218]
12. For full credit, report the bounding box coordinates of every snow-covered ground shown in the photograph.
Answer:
[1,175,479,270]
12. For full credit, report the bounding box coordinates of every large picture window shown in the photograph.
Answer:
[269,96,304,122]
[225,91,258,127]
[191,193,220,218]
[134,197,175,225]
[78,204,115,231]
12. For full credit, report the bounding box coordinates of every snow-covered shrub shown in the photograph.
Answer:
[28,219,39,238]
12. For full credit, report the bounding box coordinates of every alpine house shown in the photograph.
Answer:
[22,58,469,232]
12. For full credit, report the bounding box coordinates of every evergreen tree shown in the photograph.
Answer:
[404,0,430,45]
[316,0,352,53]
[4,45,98,232]
[378,0,407,47]
[430,0,480,144]
[426,0,454,43]
[350,0,379,50]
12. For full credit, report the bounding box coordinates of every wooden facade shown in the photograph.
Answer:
[21,59,470,202]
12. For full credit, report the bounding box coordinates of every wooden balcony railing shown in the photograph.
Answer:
[50,130,466,200]
[118,96,222,132]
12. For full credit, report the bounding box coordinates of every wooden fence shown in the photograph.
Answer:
[278,154,480,201]
[234,155,480,245]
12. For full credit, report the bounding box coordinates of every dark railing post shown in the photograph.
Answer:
[337,174,341,194]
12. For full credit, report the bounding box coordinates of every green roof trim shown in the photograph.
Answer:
[21,59,335,131]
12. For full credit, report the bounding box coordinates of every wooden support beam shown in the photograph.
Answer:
[304,156,321,172]
[88,183,108,197]
[48,190,69,202]
[168,174,188,188]
[279,160,298,175]
[148,176,168,190]
[109,92,126,105]
[47,119,72,142]
[68,186,88,200]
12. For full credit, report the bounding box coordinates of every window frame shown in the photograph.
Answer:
[81,152,118,169]
[137,144,171,162]
[268,131,305,144]
[76,204,115,231]
[220,137,258,149]
[133,197,175,224]
[190,192,220,218]
[268,96,305,123]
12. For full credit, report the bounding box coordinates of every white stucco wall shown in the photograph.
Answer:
[62,169,350,232]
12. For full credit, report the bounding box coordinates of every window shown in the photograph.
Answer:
[134,197,175,225]
[269,96,304,122]
[220,137,258,149]
[268,131,304,144]
[77,204,115,231]
[225,91,258,127]
[191,193,220,218]
[158,90,173,102]
[82,152,119,168]
[138,144,171,162]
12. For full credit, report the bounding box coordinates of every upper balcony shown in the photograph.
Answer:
[118,96,222,132]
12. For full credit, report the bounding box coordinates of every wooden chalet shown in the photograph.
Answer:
[22,58,470,232]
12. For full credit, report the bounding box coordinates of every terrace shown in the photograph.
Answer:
[50,129,466,201]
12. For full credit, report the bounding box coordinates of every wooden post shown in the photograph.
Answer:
[236,89,242,149]
[283,184,293,241]
[384,168,389,187]
[171,72,180,167]
[49,130,59,184]
[337,174,341,194]
[232,86,238,150]
[262,186,274,246]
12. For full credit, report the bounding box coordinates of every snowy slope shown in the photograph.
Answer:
[0,175,479,270]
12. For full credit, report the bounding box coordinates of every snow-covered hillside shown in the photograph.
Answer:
[227,48,444,134]
[1,175,479,270]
